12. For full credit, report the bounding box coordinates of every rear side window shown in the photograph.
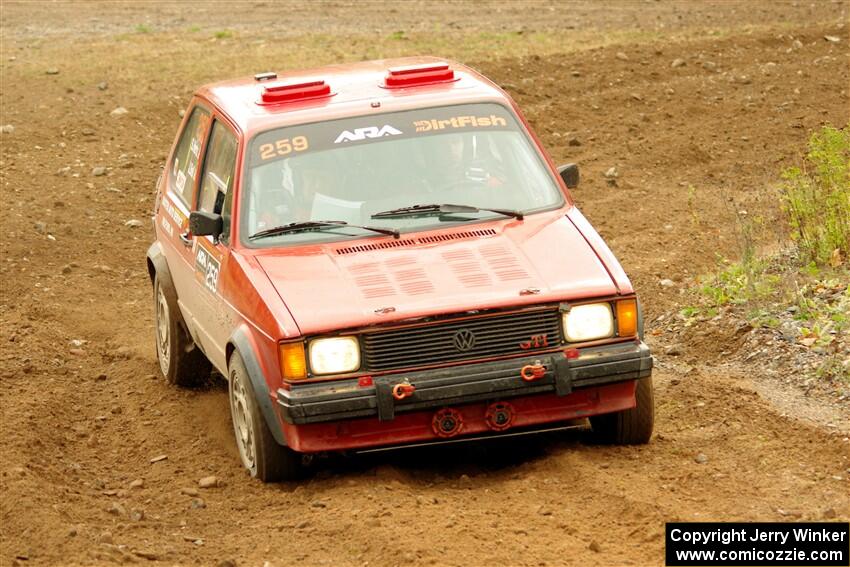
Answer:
[169,106,211,205]
[197,121,238,241]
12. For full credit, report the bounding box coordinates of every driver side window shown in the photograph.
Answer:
[197,120,238,243]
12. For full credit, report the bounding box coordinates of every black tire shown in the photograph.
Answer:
[228,352,305,482]
[153,274,211,387]
[589,377,654,444]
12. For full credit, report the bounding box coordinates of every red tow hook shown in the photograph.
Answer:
[392,382,416,400]
[520,361,546,382]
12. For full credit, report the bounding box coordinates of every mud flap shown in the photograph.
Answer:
[229,329,287,446]
[147,241,195,343]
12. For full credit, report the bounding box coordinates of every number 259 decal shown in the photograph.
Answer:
[194,245,221,294]
[259,136,309,160]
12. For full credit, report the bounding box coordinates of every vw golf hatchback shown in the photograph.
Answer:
[147,58,654,481]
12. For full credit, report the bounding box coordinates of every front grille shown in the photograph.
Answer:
[361,308,561,371]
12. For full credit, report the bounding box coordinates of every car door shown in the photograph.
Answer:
[183,116,240,373]
[155,102,212,339]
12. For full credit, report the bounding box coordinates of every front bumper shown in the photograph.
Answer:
[276,341,651,445]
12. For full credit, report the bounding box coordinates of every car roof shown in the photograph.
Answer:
[195,56,509,137]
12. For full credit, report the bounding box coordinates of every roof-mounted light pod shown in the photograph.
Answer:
[258,79,333,105]
[383,62,457,88]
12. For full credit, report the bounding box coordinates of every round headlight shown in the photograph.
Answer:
[563,303,614,342]
[308,336,360,375]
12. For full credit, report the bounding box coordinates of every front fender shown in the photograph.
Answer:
[146,241,173,290]
[146,240,182,318]
[228,326,287,446]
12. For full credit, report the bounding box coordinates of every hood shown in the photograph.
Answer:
[255,211,618,335]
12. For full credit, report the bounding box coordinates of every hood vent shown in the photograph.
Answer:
[335,239,417,256]
[480,242,530,281]
[335,228,496,255]
[417,228,496,244]
[347,256,435,299]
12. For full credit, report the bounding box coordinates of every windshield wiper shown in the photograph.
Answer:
[371,203,524,220]
[249,220,400,241]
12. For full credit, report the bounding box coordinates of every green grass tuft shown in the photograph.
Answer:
[693,124,849,384]
[780,124,850,266]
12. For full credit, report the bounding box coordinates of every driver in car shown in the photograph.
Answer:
[427,133,505,193]
[255,155,339,231]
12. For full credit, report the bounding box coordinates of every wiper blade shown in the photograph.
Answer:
[371,203,523,220]
[249,220,400,241]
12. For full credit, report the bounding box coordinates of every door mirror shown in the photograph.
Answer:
[558,163,580,188]
[189,211,223,238]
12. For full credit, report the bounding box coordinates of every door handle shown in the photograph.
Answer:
[179,231,193,247]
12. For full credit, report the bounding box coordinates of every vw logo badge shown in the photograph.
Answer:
[453,328,477,352]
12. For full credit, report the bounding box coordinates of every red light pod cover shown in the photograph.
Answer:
[384,63,456,88]
[259,79,332,104]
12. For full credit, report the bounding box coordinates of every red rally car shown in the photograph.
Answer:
[146,57,654,481]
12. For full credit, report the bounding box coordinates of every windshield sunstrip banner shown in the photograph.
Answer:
[249,103,516,167]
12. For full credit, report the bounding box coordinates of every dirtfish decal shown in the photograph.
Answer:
[414,114,507,132]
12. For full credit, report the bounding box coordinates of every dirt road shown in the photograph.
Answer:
[1,2,848,565]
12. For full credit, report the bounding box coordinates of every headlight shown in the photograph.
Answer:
[308,336,360,375]
[563,303,614,342]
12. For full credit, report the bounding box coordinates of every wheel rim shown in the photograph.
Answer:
[230,367,256,472]
[155,284,171,376]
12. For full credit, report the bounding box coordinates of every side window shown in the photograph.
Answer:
[168,106,211,205]
[197,120,238,242]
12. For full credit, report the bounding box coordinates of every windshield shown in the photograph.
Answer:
[241,103,563,246]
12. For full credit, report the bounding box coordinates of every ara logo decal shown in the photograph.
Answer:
[334,125,402,144]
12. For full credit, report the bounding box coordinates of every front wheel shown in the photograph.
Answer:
[228,352,305,482]
[153,274,210,387]
[589,377,654,444]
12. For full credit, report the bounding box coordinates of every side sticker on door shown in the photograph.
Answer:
[159,193,186,238]
[195,243,220,293]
